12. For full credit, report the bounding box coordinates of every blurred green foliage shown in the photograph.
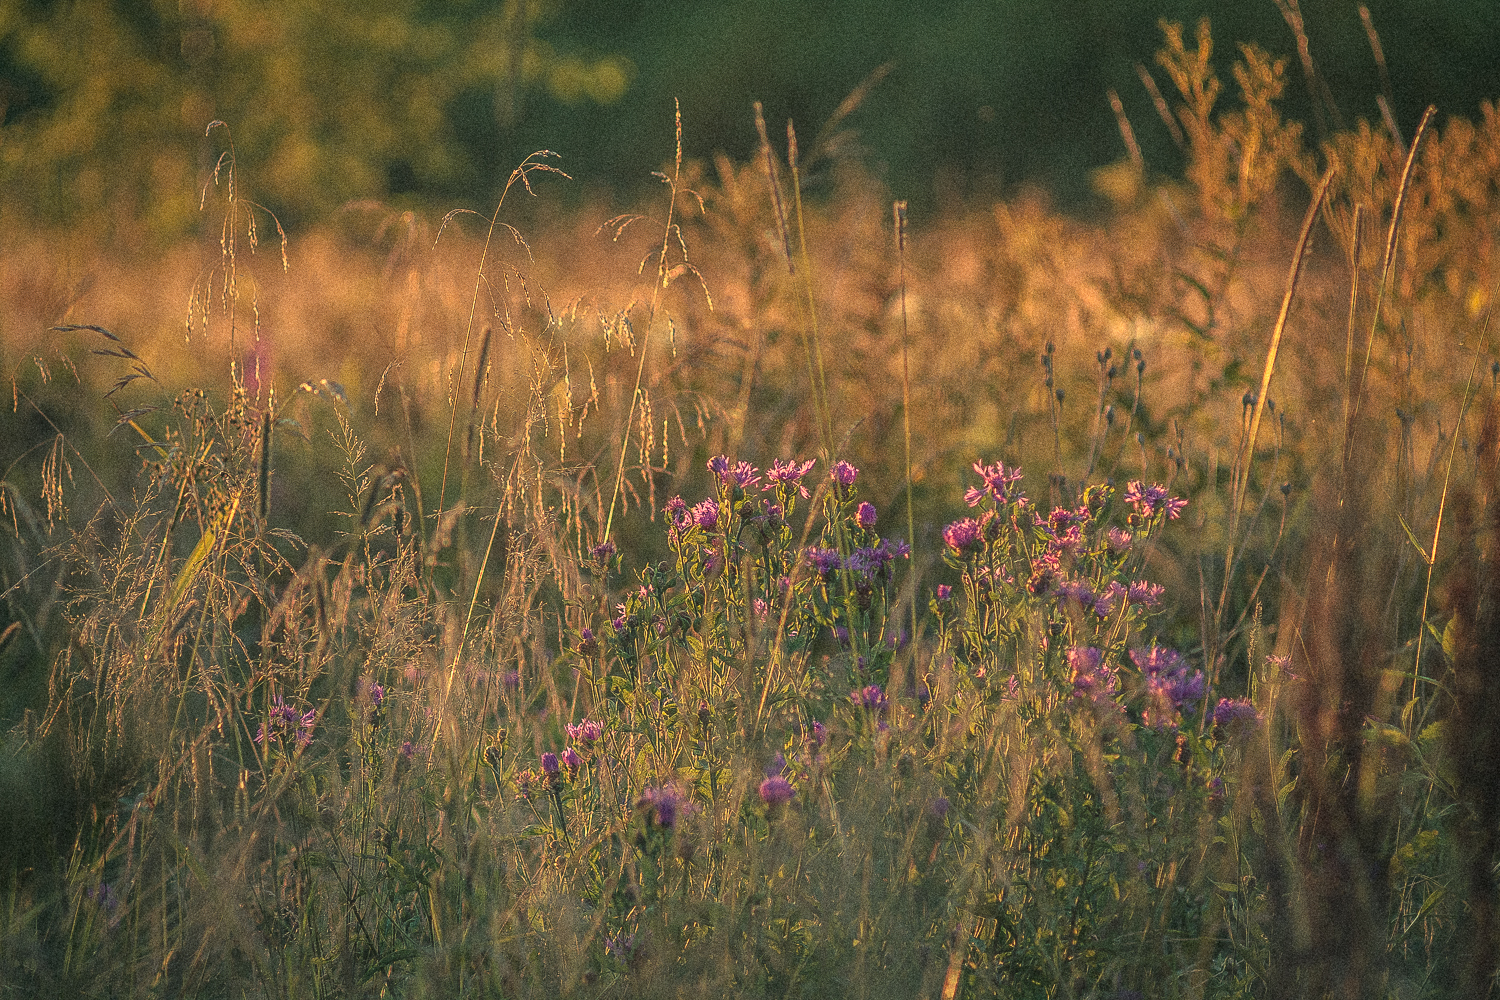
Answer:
[0,0,1497,236]
[0,0,632,234]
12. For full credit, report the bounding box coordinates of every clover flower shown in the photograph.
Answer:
[561,747,583,778]
[855,501,878,529]
[1106,527,1132,552]
[588,539,617,562]
[577,627,598,656]
[936,584,953,602]
[1126,580,1164,607]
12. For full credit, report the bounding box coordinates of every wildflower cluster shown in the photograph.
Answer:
[254,695,317,751]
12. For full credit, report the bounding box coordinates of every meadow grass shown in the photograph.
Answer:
[2,22,1500,999]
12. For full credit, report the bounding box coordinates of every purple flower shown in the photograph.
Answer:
[766,752,789,776]
[1133,645,1204,728]
[566,719,605,746]
[1094,581,1127,616]
[398,740,420,761]
[502,670,522,689]
[965,460,1025,506]
[1068,646,1118,702]
[807,720,827,749]
[764,458,817,497]
[1125,481,1188,520]
[753,597,770,619]
[804,546,843,576]
[1126,580,1164,607]
[589,539,617,562]
[942,517,984,554]
[689,499,720,531]
[541,752,560,776]
[641,784,691,828]
[604,932,636,960]
[759,774,795,806]
[1053,579,1096,607]
[855,501,878,530]
[831,461,860,487]
[561,746,583,776]
[1212,698,1261,731]
[665,495,689,529]
[578,627,598,656]
[363,680,385,710]
[928,795,951,819]
[709,455,762,490]
[1106,527,1132,552]
[936,584,953,602]
[850,684,889,712]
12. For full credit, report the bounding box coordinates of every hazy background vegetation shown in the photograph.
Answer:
[3,0,1499,235]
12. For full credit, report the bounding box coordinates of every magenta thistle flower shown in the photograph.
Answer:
[966,460,1025,506]
[804,546,843,576]
[1068,646,1117,702]
[708,455,762,490]
[642,784,691,828]
[856,501,878,529]
[689,499,720,531]
[1094,581,1127,616]
[665,495,689,529]
[1212,698,1261,730]
[604,932,636,960]
[566,719,605,746]
[831,460,859,487]
[1125,481,1188,520]
[1053,579,1096,607]
[759,774,795,806]
[764,458,816,497]
[942,517,984,554]
[850,684,889,712]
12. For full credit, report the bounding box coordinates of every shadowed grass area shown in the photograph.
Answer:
[1,21,1499,999]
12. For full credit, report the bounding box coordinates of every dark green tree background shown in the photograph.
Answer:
[0,0,1496,235]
